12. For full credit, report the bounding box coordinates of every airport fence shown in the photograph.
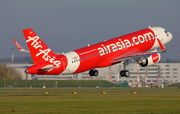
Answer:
[0,80,129,88]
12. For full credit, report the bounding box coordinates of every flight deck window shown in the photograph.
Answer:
[164,30,168,33]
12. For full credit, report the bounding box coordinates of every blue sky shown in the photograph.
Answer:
[0,0,180,61]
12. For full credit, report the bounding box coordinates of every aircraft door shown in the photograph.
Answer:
[61,57,68,70]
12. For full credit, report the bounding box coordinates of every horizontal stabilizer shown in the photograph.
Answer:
[7,65,30,69]
[13,39,30,53]
[39,65,59,71]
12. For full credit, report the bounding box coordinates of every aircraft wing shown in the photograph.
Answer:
[13,39,63,54]
[111,49,159,63]
[112,38,166,63]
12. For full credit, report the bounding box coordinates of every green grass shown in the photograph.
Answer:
[0,88,180,114]
[0,80,128,88]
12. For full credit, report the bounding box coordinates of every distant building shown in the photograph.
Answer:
[12,63,180,86]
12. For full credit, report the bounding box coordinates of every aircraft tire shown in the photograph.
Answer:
[89,70,99,76]
[124,70,130,77]
[93,70,98,76]
[120,70,125,77]
[89,70,94,76]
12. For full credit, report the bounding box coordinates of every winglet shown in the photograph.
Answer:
[13,39,30,53]
[157,38,166,52]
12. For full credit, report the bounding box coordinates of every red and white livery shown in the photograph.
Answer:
[13,26,172,77]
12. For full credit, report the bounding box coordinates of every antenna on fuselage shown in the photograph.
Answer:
[148,25,151,28]
[87,44,90,47]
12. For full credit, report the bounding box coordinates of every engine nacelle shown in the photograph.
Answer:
[139,53,161,67]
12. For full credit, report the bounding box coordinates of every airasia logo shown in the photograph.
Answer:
[26,36,61,67]
[152,54,159,63]
[97,32,155,56]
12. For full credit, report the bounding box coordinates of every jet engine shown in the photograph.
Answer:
[138,53,161,67]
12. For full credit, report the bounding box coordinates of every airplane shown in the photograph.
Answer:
[13,26,172,77]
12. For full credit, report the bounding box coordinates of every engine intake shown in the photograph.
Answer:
[139,53,161,67]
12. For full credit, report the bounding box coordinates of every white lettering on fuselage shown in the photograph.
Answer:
[26,36,61,67]
[98,32,154,56]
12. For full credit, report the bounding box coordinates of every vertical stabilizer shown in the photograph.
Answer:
[22,28,58,64]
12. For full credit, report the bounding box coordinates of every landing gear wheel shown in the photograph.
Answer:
[124,70,130,77]
[89,70,94,76]
[89,70,99,76]
[93,70,98,76]
[120,70,130,77]
[120,70,125,77]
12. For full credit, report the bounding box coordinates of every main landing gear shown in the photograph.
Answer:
[120,60,130,77]
[88,60,130,77]
[120,70,130,77]
[89,69,98,76]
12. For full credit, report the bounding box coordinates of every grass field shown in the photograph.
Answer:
[0,88,180,114]
[0,80,128,88]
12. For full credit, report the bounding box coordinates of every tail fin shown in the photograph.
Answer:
[22,28,58,64]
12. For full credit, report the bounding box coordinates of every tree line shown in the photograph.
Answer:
[0,56,33,64]
[0,64,22,80]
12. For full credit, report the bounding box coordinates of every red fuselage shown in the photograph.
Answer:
[23,27,172,75]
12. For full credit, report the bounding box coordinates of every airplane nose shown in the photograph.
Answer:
[167,32,173,43]
[169,32,173,39]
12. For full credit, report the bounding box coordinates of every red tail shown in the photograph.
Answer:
[23,28,58,65]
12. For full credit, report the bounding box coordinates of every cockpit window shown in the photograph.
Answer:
[164,30,169,37]
[164,30,168,33]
